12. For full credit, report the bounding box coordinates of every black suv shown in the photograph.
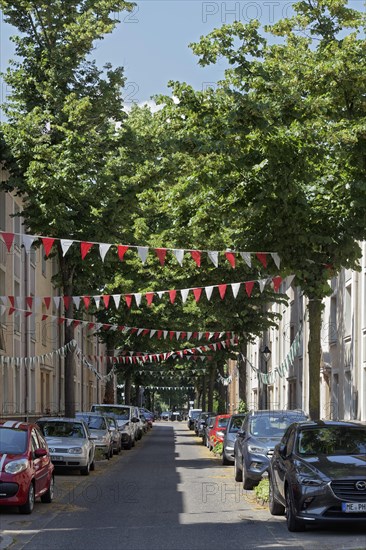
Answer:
[234,409,307,489]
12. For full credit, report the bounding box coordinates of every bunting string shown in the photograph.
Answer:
[0,231,281,269]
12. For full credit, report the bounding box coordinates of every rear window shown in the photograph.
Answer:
[77,415,107,430]
[250,415,303,437]
[0,428,27,453]
[218,417,229,428]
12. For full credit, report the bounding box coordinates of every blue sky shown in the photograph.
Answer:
[0,1,363,109]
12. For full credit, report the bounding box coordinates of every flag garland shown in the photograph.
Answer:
[241,323,303,384]
[0,274,292,315]
[0,340,77,368]
[0,231,281,269]
[0,304,236,342]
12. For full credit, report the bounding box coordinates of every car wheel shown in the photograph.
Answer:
[41,475,54,503]
[222,451,231,466]
[202,435,206,446]
[242,460,256,490]
[234,455,242,482]
[109,446,113,458]
[125,437,132,450]
[19,482,35,514]
[80,462,90,476]
[268,477,285,515]
[90,459,95,471]
[105,450,110,460]
[285,486,305,532]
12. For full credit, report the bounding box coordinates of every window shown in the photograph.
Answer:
[344,284,352,337]
[330,295,337,343]
[0,191,5,231]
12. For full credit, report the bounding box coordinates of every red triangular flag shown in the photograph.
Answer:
[80,241,93,260]
[146,292,154,306]
[125,294,132,308]
[26,296,33,309]
[169,290,177,304]
[57,317,65,325]
[44,297,51,310]
[83,296,91,310]
[155,248,167,266]
[218,284,227,299]
[102,295,110,309]
[117,245,129,261]
[272,276,282,292]
[8,307,15,315]
[41,314,48,321]
[1,232,15,252]
[63,296,71,310]
[169,331,175,340]
[245,281,255,297]
[142,329,150,337]
[8,296,15,307]
[193,288,202,302]
[73,320,81,327]
[42,237,55,257]
[88,323,95,330]
[256,253,267,268]
[157,330,163,339]
[225,252,236,268]
[190,250,201,267]
[24,311,32,317]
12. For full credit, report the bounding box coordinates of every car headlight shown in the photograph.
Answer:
[248,445,268,455]
[297,475,325,486]
[5,458,28,474]
[67,447,83,454]
[216,431,225,438]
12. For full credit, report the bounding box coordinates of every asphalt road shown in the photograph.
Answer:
[1,422,365,550]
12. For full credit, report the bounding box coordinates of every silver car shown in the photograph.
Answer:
[37,417,95,475]
[75,413,113,460]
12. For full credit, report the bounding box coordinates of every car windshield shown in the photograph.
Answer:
[42,422,85,438]
[190,411,201,419]
[250,415,299,437]
[0,428,27,454]
[229,416,245,433]
[218,417,229,428]
[92,406,130,420]
[297,427,366,456]
[77,415,106,430]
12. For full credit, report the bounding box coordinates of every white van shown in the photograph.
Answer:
[90,404,139,449]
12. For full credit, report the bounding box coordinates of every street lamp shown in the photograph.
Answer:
[261,346,271,363]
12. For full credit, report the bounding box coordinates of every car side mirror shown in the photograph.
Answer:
[34,448,48,458]
[237,430,246,438]
[131,417,139,423]
[278,444,288,458]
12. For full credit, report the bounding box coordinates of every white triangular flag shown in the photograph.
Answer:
[198,332,203,340]
[135,293,142,307]
[205,286,214,301]
[137,328,143,336]
[271,253,281,269]
[181,288,189,303]
[258,279,267,293]
[231,282,241,298]
[150,329,156,338]
[99,243,111,262]
[112,295,121,309]
[240,252,251,267]
[137,246,149,264]
[61,239,73,256]
[187,332,192,340]
[173,249,184,266]
[157,291,164,299]
[208,251,219,267]
[94,296,101,309]
[53,296,61,310]
[22,234,36,253]
[176,331,181,340]
[163,331,168,339]
[73,296,81,309]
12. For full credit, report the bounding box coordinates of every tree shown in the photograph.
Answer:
[148,0,366,418]
[0,0,134,416]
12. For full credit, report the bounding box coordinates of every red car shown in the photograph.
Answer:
[208,414,231,451]
[0,420,54,514]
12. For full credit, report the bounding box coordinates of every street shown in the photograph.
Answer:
[1,422,365,550]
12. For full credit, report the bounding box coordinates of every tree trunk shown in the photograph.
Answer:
[308,298,323,420]
[124,372,132,405]
[238,342,247,403]
[207,363,216,412]
[201,375,206,411]
[64,323,75,417]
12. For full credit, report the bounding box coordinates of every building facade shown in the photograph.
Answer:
[231,243,366,421]
[0,190,109,418]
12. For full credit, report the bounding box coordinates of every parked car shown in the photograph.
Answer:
[222,413,247,465]
[0,420,54,514]
[208,414,231,451]
[104,416,122,454]
[234,409,308,489]
[37,417,96,474]
[90,404,140,450]
[268,420,366,531]
[139,408,154,428]
[202,414,217,447]
[161,411,171,421]
[75,413,113,459]
[187,408,202,430]
[195,412,215,437]
[171,412,182,421]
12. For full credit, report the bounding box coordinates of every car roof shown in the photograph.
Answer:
[248,409,307,417]
[0,420,33,430]
[294,420,366,429]
[37,417,85,423]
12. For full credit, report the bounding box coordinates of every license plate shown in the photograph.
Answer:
[51,455,63,461]
[342,502,366,513]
